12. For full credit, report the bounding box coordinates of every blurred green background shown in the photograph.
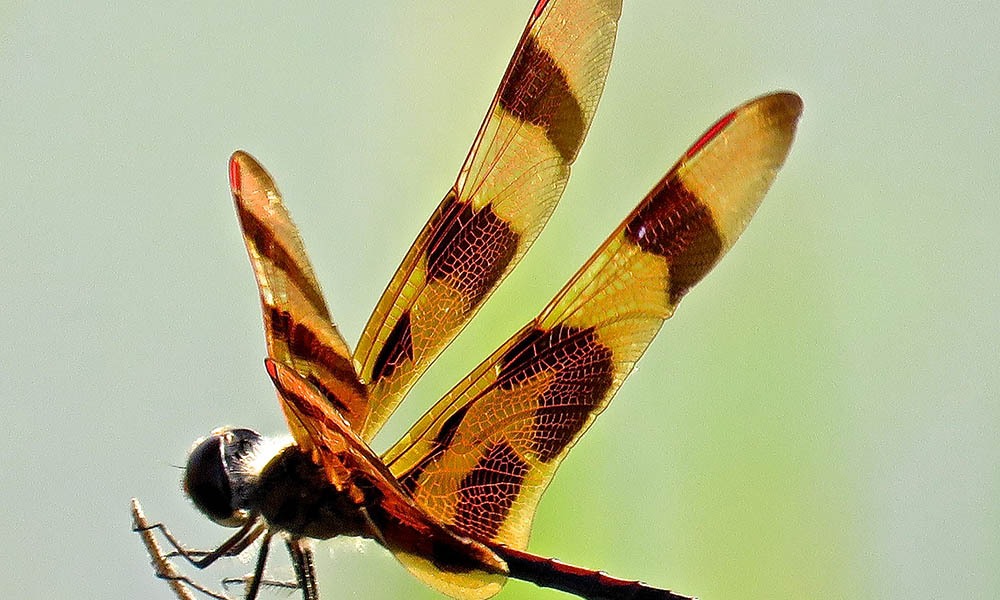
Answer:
[2,1,996,599]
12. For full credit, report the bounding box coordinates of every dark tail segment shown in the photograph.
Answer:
[492,545,697,600]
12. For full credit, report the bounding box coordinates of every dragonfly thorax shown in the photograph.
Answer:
[250,444,376,541]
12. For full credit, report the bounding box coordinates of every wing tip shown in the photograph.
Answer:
[684,91,803,161]
[752,91,805,170]
[755,90,804,129]
[228,150,279,206]
[751,92,804,144]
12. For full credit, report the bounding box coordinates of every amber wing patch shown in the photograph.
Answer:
[383,92,803,549]
[354,0,625,443]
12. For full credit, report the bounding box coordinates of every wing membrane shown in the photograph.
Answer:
[354,0,624,442]
[383,93,804,548]
[230,151,369,443]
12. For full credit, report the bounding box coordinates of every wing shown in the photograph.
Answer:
[382,92,804,549]
[229,151,369,444]
[353,0,624,442]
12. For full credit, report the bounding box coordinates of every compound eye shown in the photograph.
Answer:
[184,433,237,525]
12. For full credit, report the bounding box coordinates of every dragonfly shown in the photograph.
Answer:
[132,1,802,598]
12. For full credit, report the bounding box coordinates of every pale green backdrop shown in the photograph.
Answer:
[1,1,996,599]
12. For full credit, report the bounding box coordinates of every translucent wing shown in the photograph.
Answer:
[230,152,369,442]
[382,93,804,548]
[354,0,624,442]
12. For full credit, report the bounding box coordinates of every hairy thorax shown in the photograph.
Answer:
[250,445,376,541]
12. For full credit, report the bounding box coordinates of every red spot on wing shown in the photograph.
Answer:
[265,357,279,380]
[533,0,549,18]
[229,155,241,192]
[683,109,737,160]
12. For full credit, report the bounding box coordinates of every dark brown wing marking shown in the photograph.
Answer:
[354,0,625,443]
[497,325,614,462]
[453,441,531,540]
[383,92,804,550]
[499,37,585,162]
[425,194,520,310]
[624,178,724,304]
[369,310,414,384]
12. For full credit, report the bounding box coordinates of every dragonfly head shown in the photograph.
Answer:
[183,427,263,527]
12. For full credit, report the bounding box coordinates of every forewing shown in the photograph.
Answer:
[230,151,369,442]
[354,0,624,442]
[382,93,804,548]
